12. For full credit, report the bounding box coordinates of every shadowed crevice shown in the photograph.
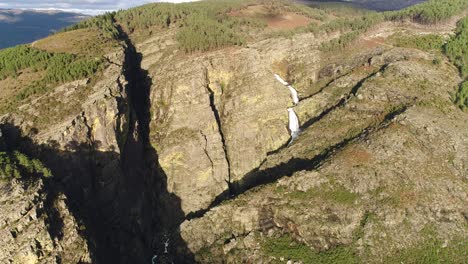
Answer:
[204,69,232,194]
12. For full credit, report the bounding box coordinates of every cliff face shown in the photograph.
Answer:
[0,2,467,264]
[0,178,91,263]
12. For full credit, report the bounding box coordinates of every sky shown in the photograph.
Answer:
[0,0,199,15]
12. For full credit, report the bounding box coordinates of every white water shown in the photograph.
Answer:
[287,85,299,105]
[274,73,301,144]
[274,73,290,86]
[288,108,300,136]
[274,74,299,105]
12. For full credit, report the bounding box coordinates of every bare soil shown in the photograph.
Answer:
[229,5,311,30]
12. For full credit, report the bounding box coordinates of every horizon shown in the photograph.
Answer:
[0,0,199,16]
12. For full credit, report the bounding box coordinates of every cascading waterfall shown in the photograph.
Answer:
[274,73,301,145]
[288,108,300,139]
[287,85,299,105]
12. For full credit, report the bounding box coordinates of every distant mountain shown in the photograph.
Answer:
[0,9,89,49]
[301,0,427,11]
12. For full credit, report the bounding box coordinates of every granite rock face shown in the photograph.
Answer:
[0,179,91,263]
[0,6,467,263]
[179,48,468,262]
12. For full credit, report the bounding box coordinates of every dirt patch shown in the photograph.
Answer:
[229,5,311,30]
[266,13,311,30]
[340,146,372,166]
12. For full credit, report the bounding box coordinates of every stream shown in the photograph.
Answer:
[274,74,301,145]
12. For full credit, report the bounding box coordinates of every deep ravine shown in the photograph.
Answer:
[84,23,195,263]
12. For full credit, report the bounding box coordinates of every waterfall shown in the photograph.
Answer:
[287,85,299,105]
[274,73,301,145]
[288,108,300,138]
[274,73,290,86]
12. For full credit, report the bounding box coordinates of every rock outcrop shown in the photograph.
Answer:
[1,3,467,263]
[0,178,91,264]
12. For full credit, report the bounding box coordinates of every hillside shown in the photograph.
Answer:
[0,9,88,49]
[0,0,467,263]
[302,0,427,11]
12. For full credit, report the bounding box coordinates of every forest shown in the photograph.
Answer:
[385,0,468,24]
[318,14,383,51]
[445,17,468,110]
[63,0,259,52]
[0,45,104,102]
[59,0,468,53]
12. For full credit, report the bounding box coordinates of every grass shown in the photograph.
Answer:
[384,226,468,264]
[262,234,359,264]
[262,219,466,264]
[390,33,445,52]
[34,28,119,56]
[282,182,359,205]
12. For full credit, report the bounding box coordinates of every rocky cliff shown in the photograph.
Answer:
[0,1,467,263]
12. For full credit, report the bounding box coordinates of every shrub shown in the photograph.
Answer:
[392,33,445,52]
[385,0,468,24]
[61,0,324,52]
[445,17,468,110]
[318,13,384,52]
[0,45,51,80]
[0,151,52,180]
[176,14,245,52]
[319,13,383,34]
[0,45,104,103]
[62,12,120,39]
[320,31,361,52]
[455,81,468,110]
[445,17,468,78]
[262,234,359,264]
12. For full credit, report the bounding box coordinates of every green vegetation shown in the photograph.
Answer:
[391,33,445,52]
[384,227,467,264]
[64,0,261,52]
[61,0,328,52]
[57,0,468,53]
[176,14,245,52]
[318,0,468,52]
[0,151,52,180]
[61,12,120,39]
[319,13,383,34]
[0,45,104,106]
[320,31,362,52]
[279,182,359,205]
[262,234,358,264]
[386,0,468,24]
[445,17,468,110]
[262,223,467,264]
[445,17,468,78]
[0,45,50,80]
[319,14,384,52]
[307,1,373,18]
[454,82,468,110]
